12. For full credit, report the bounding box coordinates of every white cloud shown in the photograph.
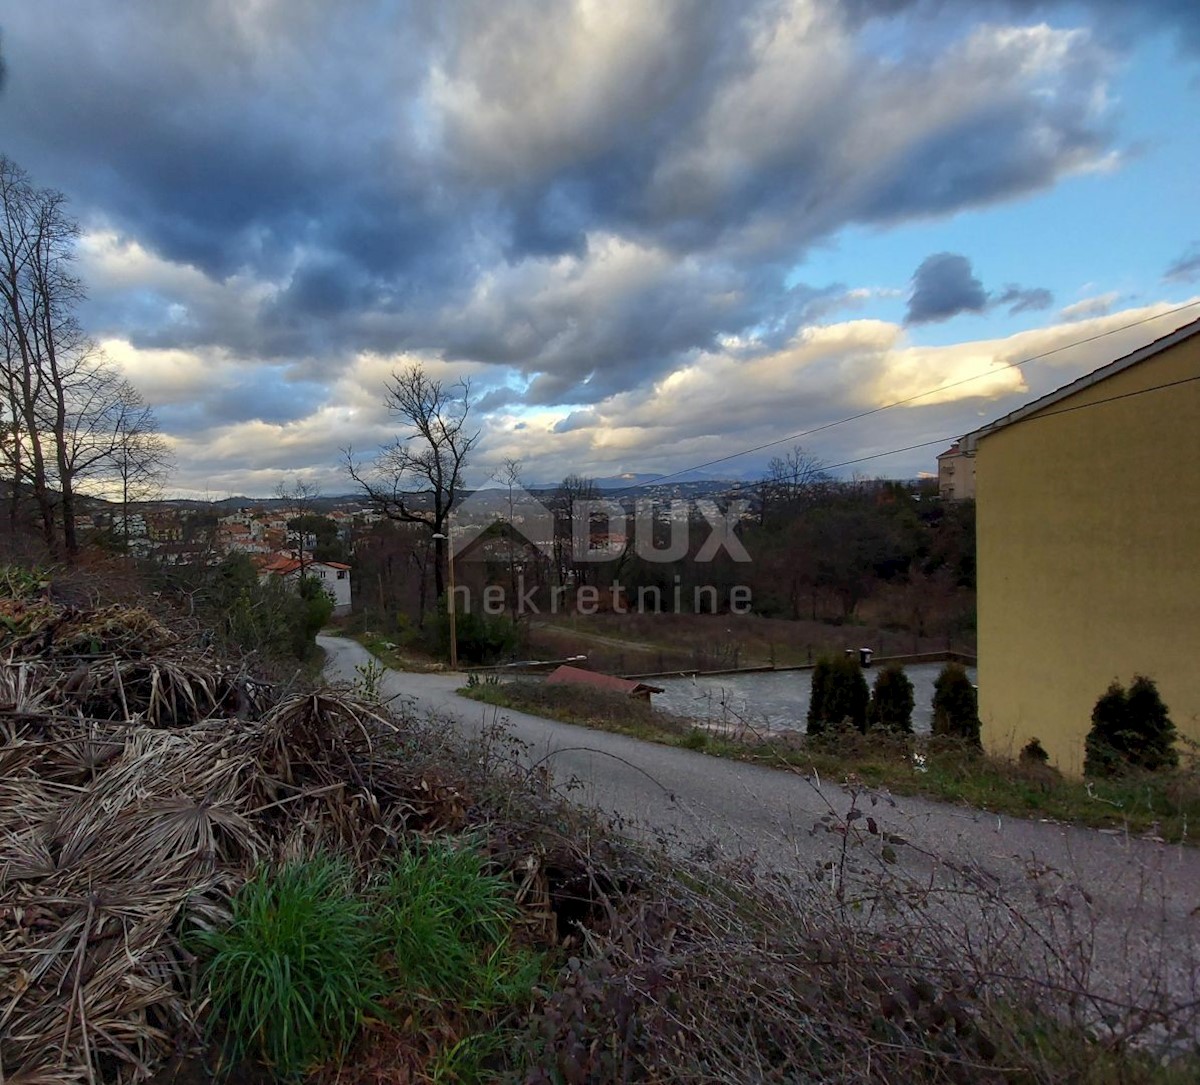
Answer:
[1059,291,1121,320]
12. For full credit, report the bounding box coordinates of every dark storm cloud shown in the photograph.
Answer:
[906,255,1053,323]
[906,254,988,324]
[0,0,1182,429]
[1164,244,1200,283]
[996,284,1054,314]
[475,387,522,413]
[433,0,1114,268]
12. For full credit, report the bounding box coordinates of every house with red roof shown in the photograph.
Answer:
[259,557,353,615]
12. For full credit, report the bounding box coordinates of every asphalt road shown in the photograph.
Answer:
[320,634,1200,1020]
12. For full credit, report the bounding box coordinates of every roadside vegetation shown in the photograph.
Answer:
[5,566,1200,1084]
[461,673,1200,843]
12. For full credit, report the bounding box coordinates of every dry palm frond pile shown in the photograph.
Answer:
[0,597,484,1085]
[1,594,271,727]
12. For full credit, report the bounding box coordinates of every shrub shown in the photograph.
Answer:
[931,663,981,747]
[1019,737,1049,765]
[1084,675,1178,778]
[807,655,869,735]
[432,602,520,665]
[293,575,335,658]
[868,664,915,733]
[194,857,384,1077]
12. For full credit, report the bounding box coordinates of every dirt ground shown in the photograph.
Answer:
[526,611,972,674]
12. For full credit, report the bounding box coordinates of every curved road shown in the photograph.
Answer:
[321,634,1200,1018]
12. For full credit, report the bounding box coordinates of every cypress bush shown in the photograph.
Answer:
[1019,737,1049,765]
[867,664,915,733]
[1083,675,1178,777]
[807,655,869,735]
[931,663,981,747]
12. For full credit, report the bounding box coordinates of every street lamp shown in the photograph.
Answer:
[431,529,458,670]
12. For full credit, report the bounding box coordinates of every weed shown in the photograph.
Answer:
[193,856,384,1078]
[354,656,386,700]
[375,841,541,1009]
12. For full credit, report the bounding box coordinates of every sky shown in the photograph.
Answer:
[1,0,1198,497]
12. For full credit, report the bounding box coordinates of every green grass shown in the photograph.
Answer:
[192,856,385,1078]
[461,681,1200,842]
[352,630,445,672]
[193,845,544,1079]
[376,841,543,1011]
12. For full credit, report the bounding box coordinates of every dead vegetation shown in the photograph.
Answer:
[2,583,1198,1084]
[0,592,485,1083]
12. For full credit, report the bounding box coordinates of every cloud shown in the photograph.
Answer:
[996,284,1054,314]
[0,1,1192,496]
[906,254,988,323]
[1059,291,1120,320]
[905,253,1052,324]
[2,2,1121,385]
[90,299,1198,497]
[1165,243,1200,283]
[840,0,1200,53]
[552,410,599,434]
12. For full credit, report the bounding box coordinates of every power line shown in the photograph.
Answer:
[608,300,1200,493]
[778,371,1200,478]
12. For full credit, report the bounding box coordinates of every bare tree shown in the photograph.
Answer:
[0,156,59,552]
[0,155,165,558]
[758,444,827,524]
[276,477,322,580]
[105,382,172,546]
[495,457,523,618]
[551,473,598,587]
[345,363,478,598]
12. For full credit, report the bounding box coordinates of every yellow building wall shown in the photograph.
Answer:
[976,336,1200,773]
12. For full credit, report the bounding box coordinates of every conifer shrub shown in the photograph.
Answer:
[867,664,915,733]
[931,662,981,747]
[1083,675,1178,778]
[807,655,869,735]
[1019,737,1049,765]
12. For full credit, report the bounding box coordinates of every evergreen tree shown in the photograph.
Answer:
[1084,676,1178,777]
[806,659,833,735]
[931,663,981,747]
[868,664,915,733]
[807,655,869,735]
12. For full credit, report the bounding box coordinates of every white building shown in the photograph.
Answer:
[260,557,352,616]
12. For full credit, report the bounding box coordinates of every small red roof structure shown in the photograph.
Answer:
[546,665,663,701]
[260,556,303,575]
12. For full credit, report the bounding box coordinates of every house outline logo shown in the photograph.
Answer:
[449,484,556,561]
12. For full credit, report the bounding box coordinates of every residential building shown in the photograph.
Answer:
[260,557,353,615]
[963,317,1200,772]
[936,442,975,500]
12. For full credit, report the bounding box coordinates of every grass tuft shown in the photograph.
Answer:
[376,841,542,1010]
[194,856,384,1078]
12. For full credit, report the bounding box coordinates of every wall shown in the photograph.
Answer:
[976,335,1200,772]
[311,563,352,614]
